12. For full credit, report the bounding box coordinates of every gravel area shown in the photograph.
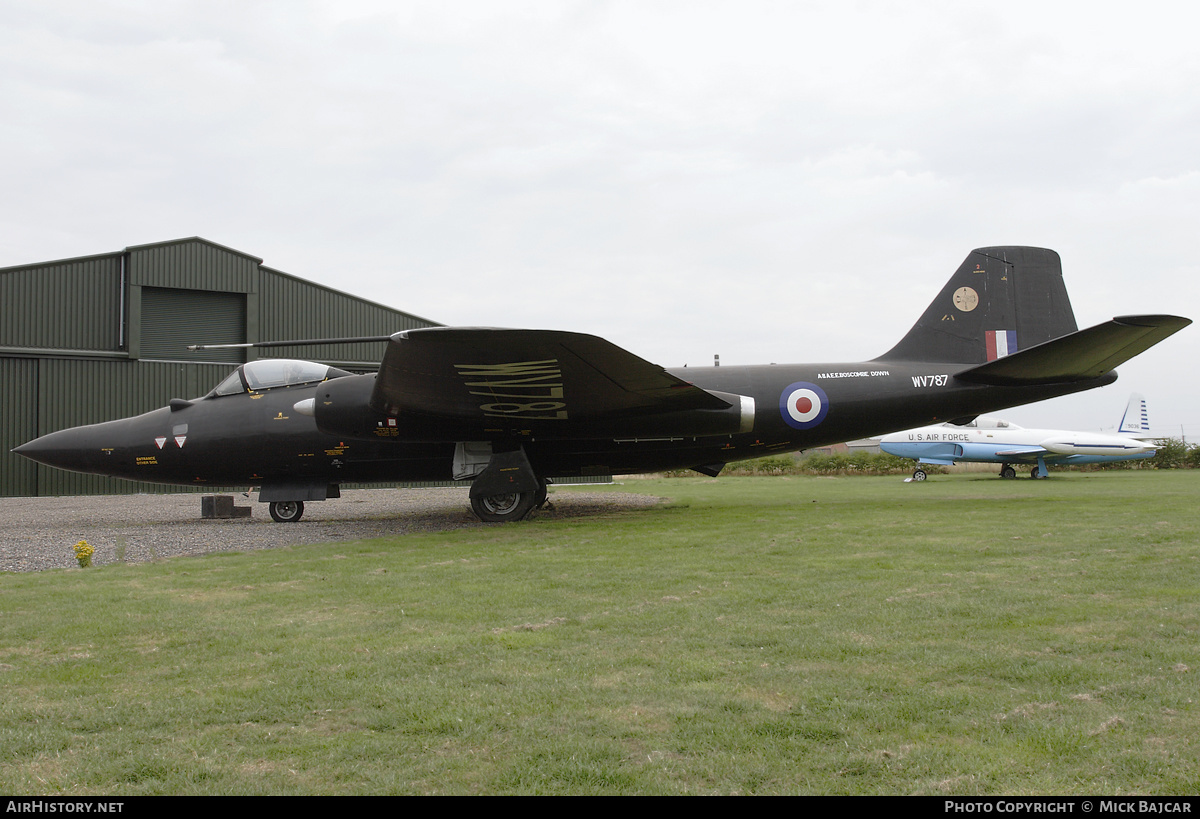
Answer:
[0,487,663,573]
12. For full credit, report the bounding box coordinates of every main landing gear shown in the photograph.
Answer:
[269,500,304,522]
[469,479,550,523]
[471,489,535,523]
[999,462,1046,480]
[468,447,550,523]
[911,468,927,482]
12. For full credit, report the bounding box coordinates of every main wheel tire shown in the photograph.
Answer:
[1030,467,1046,480]
[471,491,536,523]
[269,500,304,522]
[912,469,927,482]
[1000,466,1017,479]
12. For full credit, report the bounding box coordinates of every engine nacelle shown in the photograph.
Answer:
[294,374,403,440]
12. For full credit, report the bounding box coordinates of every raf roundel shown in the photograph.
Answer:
[779,382,830,430]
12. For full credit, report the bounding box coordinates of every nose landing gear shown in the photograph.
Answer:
[269,500,304,522]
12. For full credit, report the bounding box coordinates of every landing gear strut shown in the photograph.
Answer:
[269,500,304,522]
[1030,457,1049,480]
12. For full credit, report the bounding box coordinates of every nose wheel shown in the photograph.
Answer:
[269,500,305,522]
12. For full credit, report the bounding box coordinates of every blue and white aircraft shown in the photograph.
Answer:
[878,394,1156,480]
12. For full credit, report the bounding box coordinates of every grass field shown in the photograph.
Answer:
[1,471,1197,795]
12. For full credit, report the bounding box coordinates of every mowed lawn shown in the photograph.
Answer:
[1,471,1197,795]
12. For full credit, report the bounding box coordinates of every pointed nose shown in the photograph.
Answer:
[13,426,108,473]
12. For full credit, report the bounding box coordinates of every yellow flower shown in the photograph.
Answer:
[73,540,94,567]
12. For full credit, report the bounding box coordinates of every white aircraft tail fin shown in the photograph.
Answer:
[1118,393,1151,437]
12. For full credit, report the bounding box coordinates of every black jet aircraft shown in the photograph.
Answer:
[14,247,1189,523]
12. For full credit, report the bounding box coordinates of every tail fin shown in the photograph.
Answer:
[1118,393,1151,437]
[876,247,1078,364]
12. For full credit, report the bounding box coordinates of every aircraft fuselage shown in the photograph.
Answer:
[15,358,1114,489]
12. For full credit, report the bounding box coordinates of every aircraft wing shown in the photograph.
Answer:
[993,447,1052,461]
[954,315,1190,386]
[369,327,732,424]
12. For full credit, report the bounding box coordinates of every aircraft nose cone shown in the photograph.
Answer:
[12,427,106,473]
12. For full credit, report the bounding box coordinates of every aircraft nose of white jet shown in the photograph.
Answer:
[293,398,315,417]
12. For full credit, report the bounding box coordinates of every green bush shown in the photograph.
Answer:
[799,451,917,476]
[723,455,802,476]
[1149,438,1195,469]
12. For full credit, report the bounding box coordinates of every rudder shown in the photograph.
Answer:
[876,247,1078,365]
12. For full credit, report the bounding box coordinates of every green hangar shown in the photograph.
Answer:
[1,237,438,497]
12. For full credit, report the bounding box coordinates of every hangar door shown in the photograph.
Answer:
[140,287,245,364]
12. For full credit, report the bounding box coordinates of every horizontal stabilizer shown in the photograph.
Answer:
[954,315,1190,386]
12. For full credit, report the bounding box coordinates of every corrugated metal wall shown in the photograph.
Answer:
[255,268,433,366]
[1,237,441,496]
[0,253,122,351]
[0,357,38,495]
[128,239,259,294]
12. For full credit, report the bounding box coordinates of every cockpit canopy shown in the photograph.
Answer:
[210,359,352,397]
[952,416,1020,430]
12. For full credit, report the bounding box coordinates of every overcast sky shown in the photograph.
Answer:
[2,0,1197,435]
